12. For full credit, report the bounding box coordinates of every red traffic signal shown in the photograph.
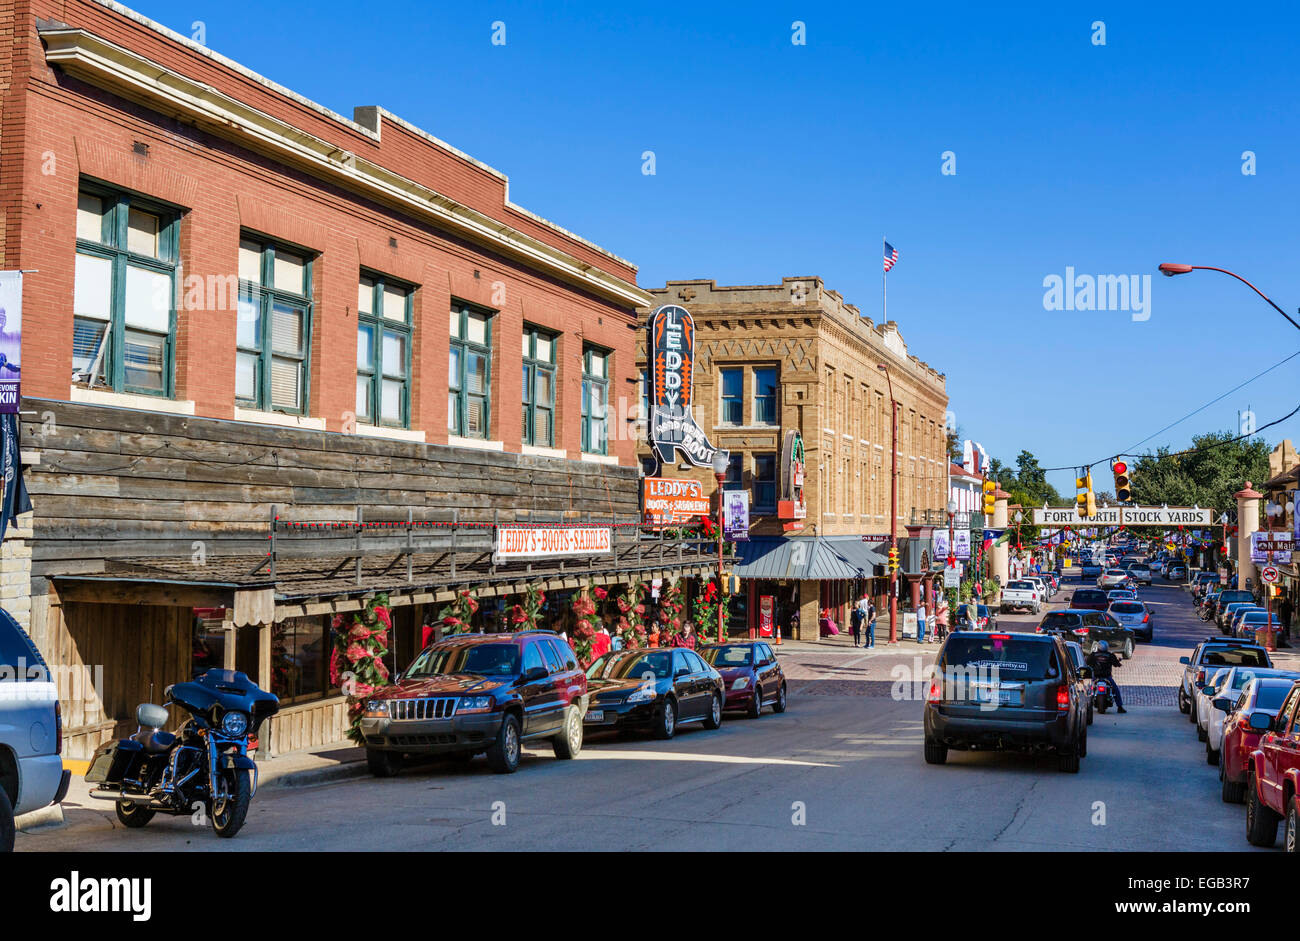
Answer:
[1112,460,1127,475]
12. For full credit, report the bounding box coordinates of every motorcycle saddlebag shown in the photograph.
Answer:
[84,738,144,784]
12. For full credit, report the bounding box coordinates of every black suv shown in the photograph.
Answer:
[359,631,587,776]
[1037,608,1135,657]
[923,630,1090,773]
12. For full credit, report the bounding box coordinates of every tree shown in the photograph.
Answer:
[945,424,964,463]
[1129,431,1270,513]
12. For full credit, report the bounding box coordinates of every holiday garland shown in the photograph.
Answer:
[570,582,599,667]
[656,578,686,645]
[691,579,727,642]
[507,582,545,631]
[439,589,479,635]
[616,581,648,649]
[329,592,393,744]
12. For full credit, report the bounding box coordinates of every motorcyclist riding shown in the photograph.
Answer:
[1086,640,1126,714]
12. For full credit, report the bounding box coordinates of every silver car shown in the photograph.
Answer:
[1108,599,1153,641]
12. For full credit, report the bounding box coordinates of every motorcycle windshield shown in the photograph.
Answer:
[166,669,279,722]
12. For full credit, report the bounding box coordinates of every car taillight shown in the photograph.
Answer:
[1142,613,1149,622]
[927,676,943,703]
[1077,627,1089,635]
[1196,669,1205,685]
[989,634,1011,640]
[55,699,63,755]
[1056,684,1070,711]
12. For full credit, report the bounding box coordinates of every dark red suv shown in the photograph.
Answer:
[359,630,587,776]
[1246,679,1300,850]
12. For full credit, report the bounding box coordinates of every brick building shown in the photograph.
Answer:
[636,278,950,641]
[0,0,715,757]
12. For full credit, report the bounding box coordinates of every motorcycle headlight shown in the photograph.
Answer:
[732,676,751,690]
[626,685,657,704]
[220,711,250,737]
[458,696,493,713]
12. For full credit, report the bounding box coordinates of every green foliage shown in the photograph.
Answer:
[1129,432,1270,512]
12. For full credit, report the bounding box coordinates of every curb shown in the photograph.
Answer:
[259,760,368,790]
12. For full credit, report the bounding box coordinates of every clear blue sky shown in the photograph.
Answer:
[132,0,1300,498]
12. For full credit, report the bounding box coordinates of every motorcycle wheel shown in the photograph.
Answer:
[1096,700,1109,715]
[212,770,252,839]
[114,800,155,829]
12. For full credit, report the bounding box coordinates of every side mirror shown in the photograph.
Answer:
[1079,666,1093,679]
[1248,711,1274,732]
[675,667,691,678]
[1179,656,1190,665]
[1213,697,1233,713]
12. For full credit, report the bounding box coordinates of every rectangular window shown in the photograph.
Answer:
[724,453,743,490]
[356,273,413,428]
[754,453,777,511]
[720,367,743,425]
[753,367,778,425]
[449,304,492,438]
[270,616,333,704]
[237,235,313,414]
[73,184,179,396]
[582,345,609,454]
[522,326,557,447]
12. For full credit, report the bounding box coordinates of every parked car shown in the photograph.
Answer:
[1236,610,1277,641]
[1202,667,1300,761]
[1070,587,1111,612]
[1000,580,1042,615]
[585,647,725,739]
[1177,640,1273,716]
[1108,600,1153,642]
[359,630,588,776]
[1027,576,1053,600]
[1,608,70,852]
[1245,679,1300,849]
[1221,602,1263,635]
[954,604,996,631]
[699,641,787,718]
[1219,677,1297,803]
[1213,590,1256,629]
[923,631,1090,772]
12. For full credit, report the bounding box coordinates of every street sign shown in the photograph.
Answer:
[1032,506,1213,526]
[1261,566,1279,584]
[943,564,960,588]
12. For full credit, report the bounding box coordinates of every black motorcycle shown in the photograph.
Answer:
[1093,677,1115,714]
[86,669,278,838]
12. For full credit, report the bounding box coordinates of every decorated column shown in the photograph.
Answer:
[990,485,1010,589]
[1236,481,1262,589]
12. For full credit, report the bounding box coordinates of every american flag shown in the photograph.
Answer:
[883,241,898,273]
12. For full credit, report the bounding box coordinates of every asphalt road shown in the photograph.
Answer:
[16,570,1279,852]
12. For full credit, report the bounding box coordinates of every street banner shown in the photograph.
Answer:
[1032,506,1213,526]
[0,272,21,413]
[724,490,750,541]
[758,595,775,637]
[642,476,709,526]
[493,526,611,564]
[932,529,950,560]
[1,412,32,541]
[1251,531,1294,563]
[646,304,719,468]
[953,529,971,560]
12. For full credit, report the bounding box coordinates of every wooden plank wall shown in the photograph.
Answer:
[19,398,640,579]
[266,697,350,757]
[46,600,192,759]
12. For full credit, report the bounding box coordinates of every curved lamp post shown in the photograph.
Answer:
[1158,263,1300,331]
[711,449,730,643]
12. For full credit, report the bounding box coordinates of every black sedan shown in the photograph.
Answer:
[584,647,725,739]
[699,641,788,718]
[1037,608,1136,658]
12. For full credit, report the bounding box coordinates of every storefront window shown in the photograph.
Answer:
[191,611,226,679]
[272,616,331,704]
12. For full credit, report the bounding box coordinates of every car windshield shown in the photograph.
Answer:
[405,642,520,678]
[586,650,673,680]
[1201,647,1270,668]
[943,636,1055,679]
[1111,602,1144,613]
[701,645,753,667]
[1040,612,1082,630]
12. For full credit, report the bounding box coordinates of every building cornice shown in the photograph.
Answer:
[41,26,652,310]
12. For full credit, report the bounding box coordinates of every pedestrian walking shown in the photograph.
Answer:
[935,596,949,642]
[916,602,927,644]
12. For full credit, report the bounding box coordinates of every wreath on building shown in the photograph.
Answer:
[439,589,479,635]
[329,592,393,744]
[507,582,545,631]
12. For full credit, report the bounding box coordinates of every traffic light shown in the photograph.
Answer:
[887,546,899,574]
[1113,459,1132,503]
[720,572,741,595]
[982,479,996,515]
[1075,469,1096,518]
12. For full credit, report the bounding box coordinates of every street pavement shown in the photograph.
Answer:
[17,570,1292,852]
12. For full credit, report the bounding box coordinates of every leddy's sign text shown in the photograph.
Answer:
[493,526,612,563]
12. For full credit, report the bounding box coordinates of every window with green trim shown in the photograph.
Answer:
[236,235,313,414]
[449,304,492,438]
[521,325,556,447]
[73,185,180,396]
[356,273,412,428]
[581,345,609,454]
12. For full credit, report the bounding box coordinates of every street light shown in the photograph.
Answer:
[945,499,957,599]
[877,362,899,644]
[711,449,730,644]
[1158,263,1300,331]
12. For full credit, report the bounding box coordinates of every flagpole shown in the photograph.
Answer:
[882,236,887,321]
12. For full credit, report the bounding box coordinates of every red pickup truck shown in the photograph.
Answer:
[1246,678,1300,850]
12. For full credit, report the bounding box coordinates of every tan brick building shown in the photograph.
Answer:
[636,277,950,641]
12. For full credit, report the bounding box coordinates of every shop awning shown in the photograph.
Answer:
[821,536,887,575]
[731,537,873,581]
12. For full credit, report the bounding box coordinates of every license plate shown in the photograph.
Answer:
[972,686,1018,705]
[584,710,605,723]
